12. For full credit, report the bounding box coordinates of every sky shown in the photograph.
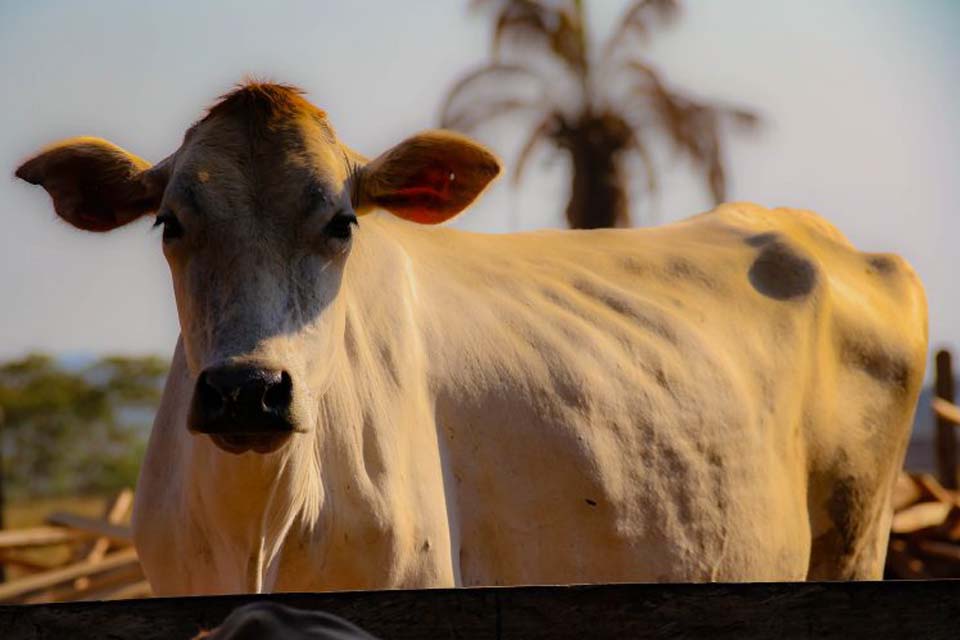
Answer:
[1,0,958,368]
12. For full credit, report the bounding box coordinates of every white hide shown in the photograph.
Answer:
[132,202,927,593]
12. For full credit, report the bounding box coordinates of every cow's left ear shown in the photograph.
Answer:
[15,137,165,232]
[354,130,500,224]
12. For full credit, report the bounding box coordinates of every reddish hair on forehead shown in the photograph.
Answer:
[201,80,326,125]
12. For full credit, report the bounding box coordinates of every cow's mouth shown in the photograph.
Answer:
[209,432,292,455]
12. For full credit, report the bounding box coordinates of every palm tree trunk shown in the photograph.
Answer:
[565,147,630,229]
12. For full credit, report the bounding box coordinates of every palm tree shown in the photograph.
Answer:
[440,0,759,229]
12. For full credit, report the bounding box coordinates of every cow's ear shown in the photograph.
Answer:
[15,137,164,232]
[354,130,500,224]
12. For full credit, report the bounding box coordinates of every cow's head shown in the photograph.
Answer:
[16,83,500,454]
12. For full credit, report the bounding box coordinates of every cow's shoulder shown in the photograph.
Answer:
[685,202,928,394]
[696,201,854,247]
[692,203,924,308]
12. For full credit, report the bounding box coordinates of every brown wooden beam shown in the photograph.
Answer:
[935,350,958,489]
[0,547,138,602]
[0,526,91,549]
[1,581,960,639]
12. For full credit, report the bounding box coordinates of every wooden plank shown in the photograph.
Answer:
[74,488,134,591]
[935,350,958,489]
[891,473,922,511]
[933,397,960,425]
[23,564,144,605]
[912,473,959,506]
[43,513,131,545]
[0,547,138,602]
[915,539,960,565]
[0,527,90,549]
[0,553,59,574]
[80,579,151,602]
[2,581,960,639]
[891,501,951,534]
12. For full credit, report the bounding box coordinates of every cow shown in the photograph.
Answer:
[15,82,927,594]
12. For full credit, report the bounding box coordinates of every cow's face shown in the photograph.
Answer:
[16,83,499,455]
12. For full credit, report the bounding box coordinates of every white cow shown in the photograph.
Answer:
[16,83,927,594]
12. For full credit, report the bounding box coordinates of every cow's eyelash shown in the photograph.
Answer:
[324,211,358,239]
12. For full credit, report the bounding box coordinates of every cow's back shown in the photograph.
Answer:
[689,204,927,578]
[396,202,926,583]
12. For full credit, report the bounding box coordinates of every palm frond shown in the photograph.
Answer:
[618,59,758,203]
[513,111,561,184]
[604,0,679,58]
[623,128,659,203]
[444,97,544,132]
[471,0,587,76]
[439,63,544,128]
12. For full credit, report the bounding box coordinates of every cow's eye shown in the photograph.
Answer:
[323,212,358,240]
[153,211,184,242]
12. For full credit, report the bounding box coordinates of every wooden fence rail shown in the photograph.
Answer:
[2,581,960,640]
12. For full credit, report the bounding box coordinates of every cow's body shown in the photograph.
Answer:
[132,202,926,594]
[16,83,926,594]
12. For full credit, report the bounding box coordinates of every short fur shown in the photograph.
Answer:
[15,83,928,594]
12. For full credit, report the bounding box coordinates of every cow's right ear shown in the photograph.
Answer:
[15,137,164,232]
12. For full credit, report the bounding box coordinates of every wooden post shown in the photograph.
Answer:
[935,350,958,489]
[0,405,6,583]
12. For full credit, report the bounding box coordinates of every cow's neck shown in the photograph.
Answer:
[148,342,321,592]
[185,432,321,591]
[367,216,566,396]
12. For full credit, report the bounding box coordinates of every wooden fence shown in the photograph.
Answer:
[0,489,149,603]
[2,580,960,639]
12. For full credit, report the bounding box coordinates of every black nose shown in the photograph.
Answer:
[189,364,295,434]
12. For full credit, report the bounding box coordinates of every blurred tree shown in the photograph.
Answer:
[0,354,167,500]
[440,0,759,229]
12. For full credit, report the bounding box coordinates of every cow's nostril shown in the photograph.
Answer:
[197,371,225,416]
[262,370,293,413]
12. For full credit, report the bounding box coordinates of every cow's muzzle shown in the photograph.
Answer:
[188,364,296,454]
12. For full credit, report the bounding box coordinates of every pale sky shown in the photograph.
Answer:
[1,1,958,369]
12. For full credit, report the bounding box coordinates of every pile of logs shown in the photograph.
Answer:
[886,472,960,579]
[0,489,149,603]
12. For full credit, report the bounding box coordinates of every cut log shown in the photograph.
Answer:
[891,502,952,534]
[0,552,60,573]
[0,526,91,549]
[913,473,960,506]
[80,578,151,602]
[933,397,960,426]
[892,474,923,512]
[74,488,134,591]
[26,563,144,604]
[915,539,960,565]
[0,547,138,602]
[934,506,960,542]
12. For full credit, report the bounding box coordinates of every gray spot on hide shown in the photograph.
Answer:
[748,241,817,300]
[840,335,911,394]
[867,255,898,275]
